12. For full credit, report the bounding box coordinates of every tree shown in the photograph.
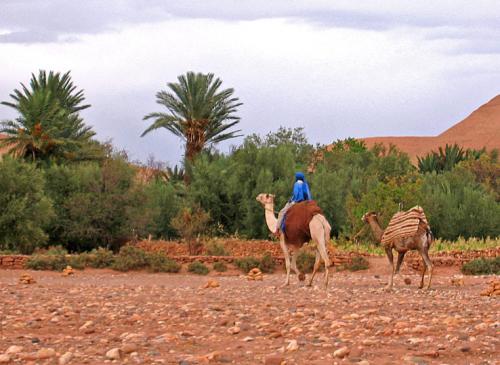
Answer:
[0,70,98,163]
[142,72,242,162]
[0,157,54,253]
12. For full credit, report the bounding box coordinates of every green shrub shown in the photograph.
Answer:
[147,252,181,273]
[67,255,87,270]
[205,241,229,256]
[296,251,316,273]
[39,245,68,256]
[213,261,228,272]
[188,261,209,275]
[345,256,369,271]
[26,255,68,271]
[235,257,261,273]
[111,246,149,271]
[258,253,275,273]
[0,157,54,254]
[461,257,500,275]
[87,248,115,268]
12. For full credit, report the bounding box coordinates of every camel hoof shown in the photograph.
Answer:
[384,285,393,292]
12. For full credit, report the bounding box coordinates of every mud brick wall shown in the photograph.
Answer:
[0,255,29,269]
[406,247,500,271]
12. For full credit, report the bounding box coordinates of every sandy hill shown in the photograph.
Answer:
[361,95,500,162]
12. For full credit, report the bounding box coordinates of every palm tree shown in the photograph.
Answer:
[142,72,242,162]
[0,70,96,162]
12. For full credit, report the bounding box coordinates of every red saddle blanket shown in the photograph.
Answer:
[283,200,323,246]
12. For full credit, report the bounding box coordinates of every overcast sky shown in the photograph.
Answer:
[1,1,499,164]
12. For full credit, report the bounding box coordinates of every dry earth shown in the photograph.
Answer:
[1,258,498,365]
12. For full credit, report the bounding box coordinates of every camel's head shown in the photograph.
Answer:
[256,193,275,206]
[362,211,378,223]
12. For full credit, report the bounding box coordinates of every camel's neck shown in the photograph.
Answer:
[264,203,277,233]
[367,218,384,242]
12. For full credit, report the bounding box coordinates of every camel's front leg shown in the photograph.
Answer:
[290,251,303,281]
[385,247,395,291]
[280,236,291,286]
[307,251,321,287]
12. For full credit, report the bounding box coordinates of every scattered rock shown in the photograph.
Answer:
[333,346,350,358]
[105,348,122,360]
[227,326,240,335]
[247,268,263,281]
[62,266,75,276]
[480,279,500,296]
[121,343,139,354]
[0,355,11,363]
[37,348,56,359]
[404,277,412,285]
[19,273,36,284]
[203,279,220,288]
[59,352,73,365]
[6,345,23,354]
[264,354,286,365]
[450,275,464,286]
[286,340,299,352]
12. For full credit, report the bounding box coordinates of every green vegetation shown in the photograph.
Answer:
[461,257,500,275]
[111,246,149,271]
[213,261,228,272]
[344,256,369,271]
[1,70,499,255]
[142,71,242,164]
[205,241,229,256]
[296,251,316,273]
[188,261,210,275]
[147,252,181,273]
[235,253,275,273]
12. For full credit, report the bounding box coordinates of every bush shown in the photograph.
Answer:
[296,251,316,273]
[213,261,228,272]
[0,157,54,254]
[188,261,209,275]
[87,248,115,268]
[235,257,261,273]
[345,256,369,271]
[147,252,181,273]
[205,241,229,256]
[461,257,500,275]
[35,245,68,256]
[259,252,275,273]
[171,205,210,255]
[26,255,68,271]
[111,246,149,271]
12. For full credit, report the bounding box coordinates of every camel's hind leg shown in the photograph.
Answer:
[307,251,321,287]
[395,252,406,274]
[421,248,433,290]
[310,215,331,290]
[385,247,395,290]
[279,235,291,286]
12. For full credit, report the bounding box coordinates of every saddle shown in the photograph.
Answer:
[282,200,323,246]
[381,206,429,247]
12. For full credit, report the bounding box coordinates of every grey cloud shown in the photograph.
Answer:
[1,0,499,53]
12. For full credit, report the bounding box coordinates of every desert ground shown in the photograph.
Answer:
[1,258,498,365]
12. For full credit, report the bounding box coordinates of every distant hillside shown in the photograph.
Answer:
[361,95,500,162]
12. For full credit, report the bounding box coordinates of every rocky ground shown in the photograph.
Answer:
[0,258,498,365]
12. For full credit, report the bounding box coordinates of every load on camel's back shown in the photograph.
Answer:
[256,193,332,290]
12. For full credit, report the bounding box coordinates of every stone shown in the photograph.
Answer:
[286,340,299,352]
[37,348,56,359]
[333,346,350,358]
[0,355,11,364]
[59,352,73,365]
[264,354,286,365]
[6,345,23,354]
[227,326,240,335]
[203,279,220,288]
[404,278,412,285]
[121,343,139,354]
[105,348,122,360]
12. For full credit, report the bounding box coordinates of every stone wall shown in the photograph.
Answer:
[405,247,500,271]
[0,255,29,269]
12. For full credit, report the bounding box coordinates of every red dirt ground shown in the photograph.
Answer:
[1,258,498,365]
